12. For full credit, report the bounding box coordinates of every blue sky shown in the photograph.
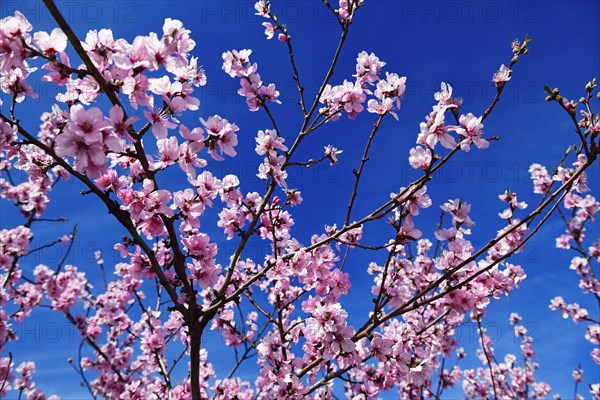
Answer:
[1,0,599,398]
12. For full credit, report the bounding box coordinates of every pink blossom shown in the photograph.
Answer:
[201,115,239,160]
[0,12,31,73]
[374,72,406,106]
[169,56,207,87]
[222,49,254,78]
[0,121,17,152]
[1,11,32,39]
[122,74,153,110]
[32,28,67,55]
[440,198,475,226]
[107,105,138,141]
[40,51,71,84]
[408,146,432,170]
[529,163,553,194]
[418,110,457,149]
[555,234,572,249]
[355,51,385,83]
[113,35,149,70]
[451,113,489,151]
[1,67,38,103]
[254,0,270,17]
[398,215,422,240]
[54,104,113,177]
[145,32,173,70]
[367,97,396,118]
[434,82,462,110]
[255,129,287,156]
[492,64,512,83]
[143,109,177,139]
[324,145,342,165]
[153,136,180,170]
[340,80,366,119]
[339,0,363,21]
[262,22,275,39]
[258,83,280,104]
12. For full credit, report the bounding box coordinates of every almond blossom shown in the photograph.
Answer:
[0,4,597,400]
[54,104,118,177]
[451,113,489,151]
[492,63,512,83]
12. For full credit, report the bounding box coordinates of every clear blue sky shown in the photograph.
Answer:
[1,0,599,398]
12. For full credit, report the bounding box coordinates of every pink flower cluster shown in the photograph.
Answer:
[319,51,407,121]
[529,145,600,397]
[410,81,492,173]
[255,129,288,186]
[338,0,364,21]
[222,49,281,111]
[462,315,552,399]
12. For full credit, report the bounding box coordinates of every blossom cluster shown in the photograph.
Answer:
[0,3,598,400]
[222,49,281,112]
